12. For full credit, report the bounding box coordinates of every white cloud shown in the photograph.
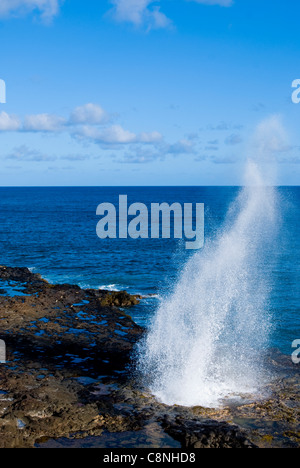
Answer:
[139,131,163,143]
[115,135,198,164]
[23,103,107,132]
[191,0,233,6]
[0,101,168,164]
[5,145,92,163]
[0,0,62,21]
[0,111,21,131]
[99,125,131,143]
[0,0,233,25]
[109,0,172,30]
[120,147,164,164]
[23,113,66,132]
[6,145,57,161]
[167,139,196,155]
[0,103,164,151]
[109,0,233,29]
[69,103,108,125]
[77,124,137,144]
[76,124,163,145]
[225,133,243,145]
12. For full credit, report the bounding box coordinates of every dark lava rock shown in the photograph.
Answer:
[0,266,145,447]
[98,290,142,308]
[0,266,143,373]
[0,267,299,449]
[162,417,257,449]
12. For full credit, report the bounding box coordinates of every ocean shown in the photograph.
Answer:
[0,186,299,356]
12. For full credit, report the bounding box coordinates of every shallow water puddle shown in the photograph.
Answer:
[73,300,90,307]
[35,423,181,448]
[0,279,30,297]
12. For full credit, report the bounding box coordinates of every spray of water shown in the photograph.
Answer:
[137,117,284,408]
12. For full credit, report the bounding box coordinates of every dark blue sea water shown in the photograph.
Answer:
[0,186,299,355]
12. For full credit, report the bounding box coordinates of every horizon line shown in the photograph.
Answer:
[0,185,298,189]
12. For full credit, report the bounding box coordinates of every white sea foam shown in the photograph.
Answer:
[137,117,283,408]
[98,284,122,292]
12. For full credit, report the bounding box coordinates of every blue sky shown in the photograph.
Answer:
[0,0,299,186]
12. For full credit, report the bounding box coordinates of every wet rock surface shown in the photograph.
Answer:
[0,267,299,448]
[161,417,257,448]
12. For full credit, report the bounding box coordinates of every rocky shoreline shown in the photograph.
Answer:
[0,266,299,448]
